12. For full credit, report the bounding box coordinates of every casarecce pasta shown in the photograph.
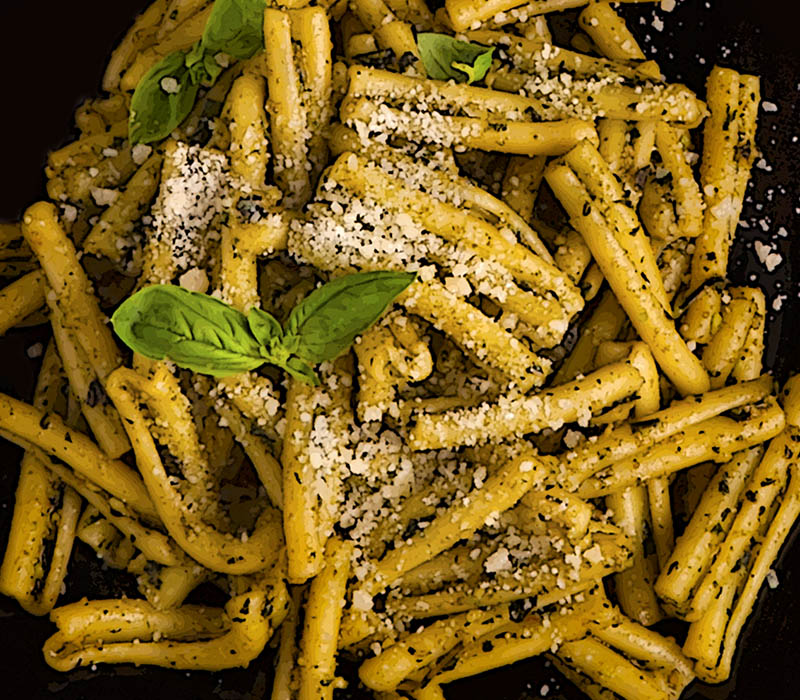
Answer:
[0,1,796,698]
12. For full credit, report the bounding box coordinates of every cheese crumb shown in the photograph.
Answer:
[352,589,374,611]
[90,187,119,207]
[754,240,782,272]
[484,547,513,573]
[178,267,210,293]
[160,77,180,94]
[132,143,152,165]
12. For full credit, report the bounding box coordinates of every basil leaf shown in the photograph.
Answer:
[417,33,494,84]
[284,271,416,364]
[247,307,284,347]
[283,357,321,386]
[111,285,265,377]
[129,49,200,145]
[202,0,266,60]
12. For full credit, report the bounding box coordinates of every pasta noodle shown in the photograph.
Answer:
[0,1,795,698]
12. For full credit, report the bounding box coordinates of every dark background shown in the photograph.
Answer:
[0,1,798,698]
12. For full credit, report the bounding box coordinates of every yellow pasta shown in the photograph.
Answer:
[0,3,795,699]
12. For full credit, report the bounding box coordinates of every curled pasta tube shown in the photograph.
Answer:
[557,637,669,700]
[350,0,424,74]
[654,123,704,240]
[76,505,137,570]
[397,278,551,391]
[383,522,633,620]
[407,356,643,451]
[119,5,213,92]
[223,71,270,193]
[297,538,353,700]
[444,0,651,32]
[648,475,675,573]
[10,436,185,568]
[731,287,766,382]
[546,156,710,397]
[563,141,671,316]
[106,367,284,575]
[577,397,785,498]
[355,312,432,421]
[50,305,131,459]
[137,562,210,610]
[0,270,46,337]
[282,378,324,583]
[102,0,166,90]
[344,65,546,122]
[690,67,760,290]
[360,604,512,692]
[685,392,800,620]
[82,151,163,261]
[702,290,756,388]
[0,392,157,521]
[578,2,645,60]
[43,580,288,672]
[263,8,312,207]
[417,589,617,696]
[606,485,662,626]
[680,285,722,345]
[501,155,546,221]
[342,96,598,157]
[0,465,81,616]
[218,214,291,312]
[22,201,129,455]
[0,343,82,616]
[682,438,791,678]
[50,598,228,645]
[591,617,694,688]
[328,123,554,264]
[282,357,352,583]
[472,32,705,126]
[394,542,492,596]
[518,485,594,544]
[553,290,627,385]
[271,587,302,700]
[562,375,772,490]
[355,453,554,601]
[702,392,800,681]
[548,653,617,700]
[288,6,335,181]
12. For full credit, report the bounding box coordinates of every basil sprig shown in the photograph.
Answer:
[129,0,267,145]
[110,271,416,384]
[417,33,494,84]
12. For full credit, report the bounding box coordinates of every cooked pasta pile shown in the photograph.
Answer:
[0,1,796,698]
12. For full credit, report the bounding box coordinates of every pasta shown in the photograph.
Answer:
[0,1,795,699]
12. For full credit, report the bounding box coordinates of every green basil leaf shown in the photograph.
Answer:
[282,357,321,386]
[417,33,494,84]
[284,271,416,365]
[202,0,266,60]
[111,285,265,377]
[185,41,206,69]
[129,49,200,145]
[247,307,284,347]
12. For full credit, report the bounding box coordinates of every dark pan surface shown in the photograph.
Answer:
[0,1,797,698]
